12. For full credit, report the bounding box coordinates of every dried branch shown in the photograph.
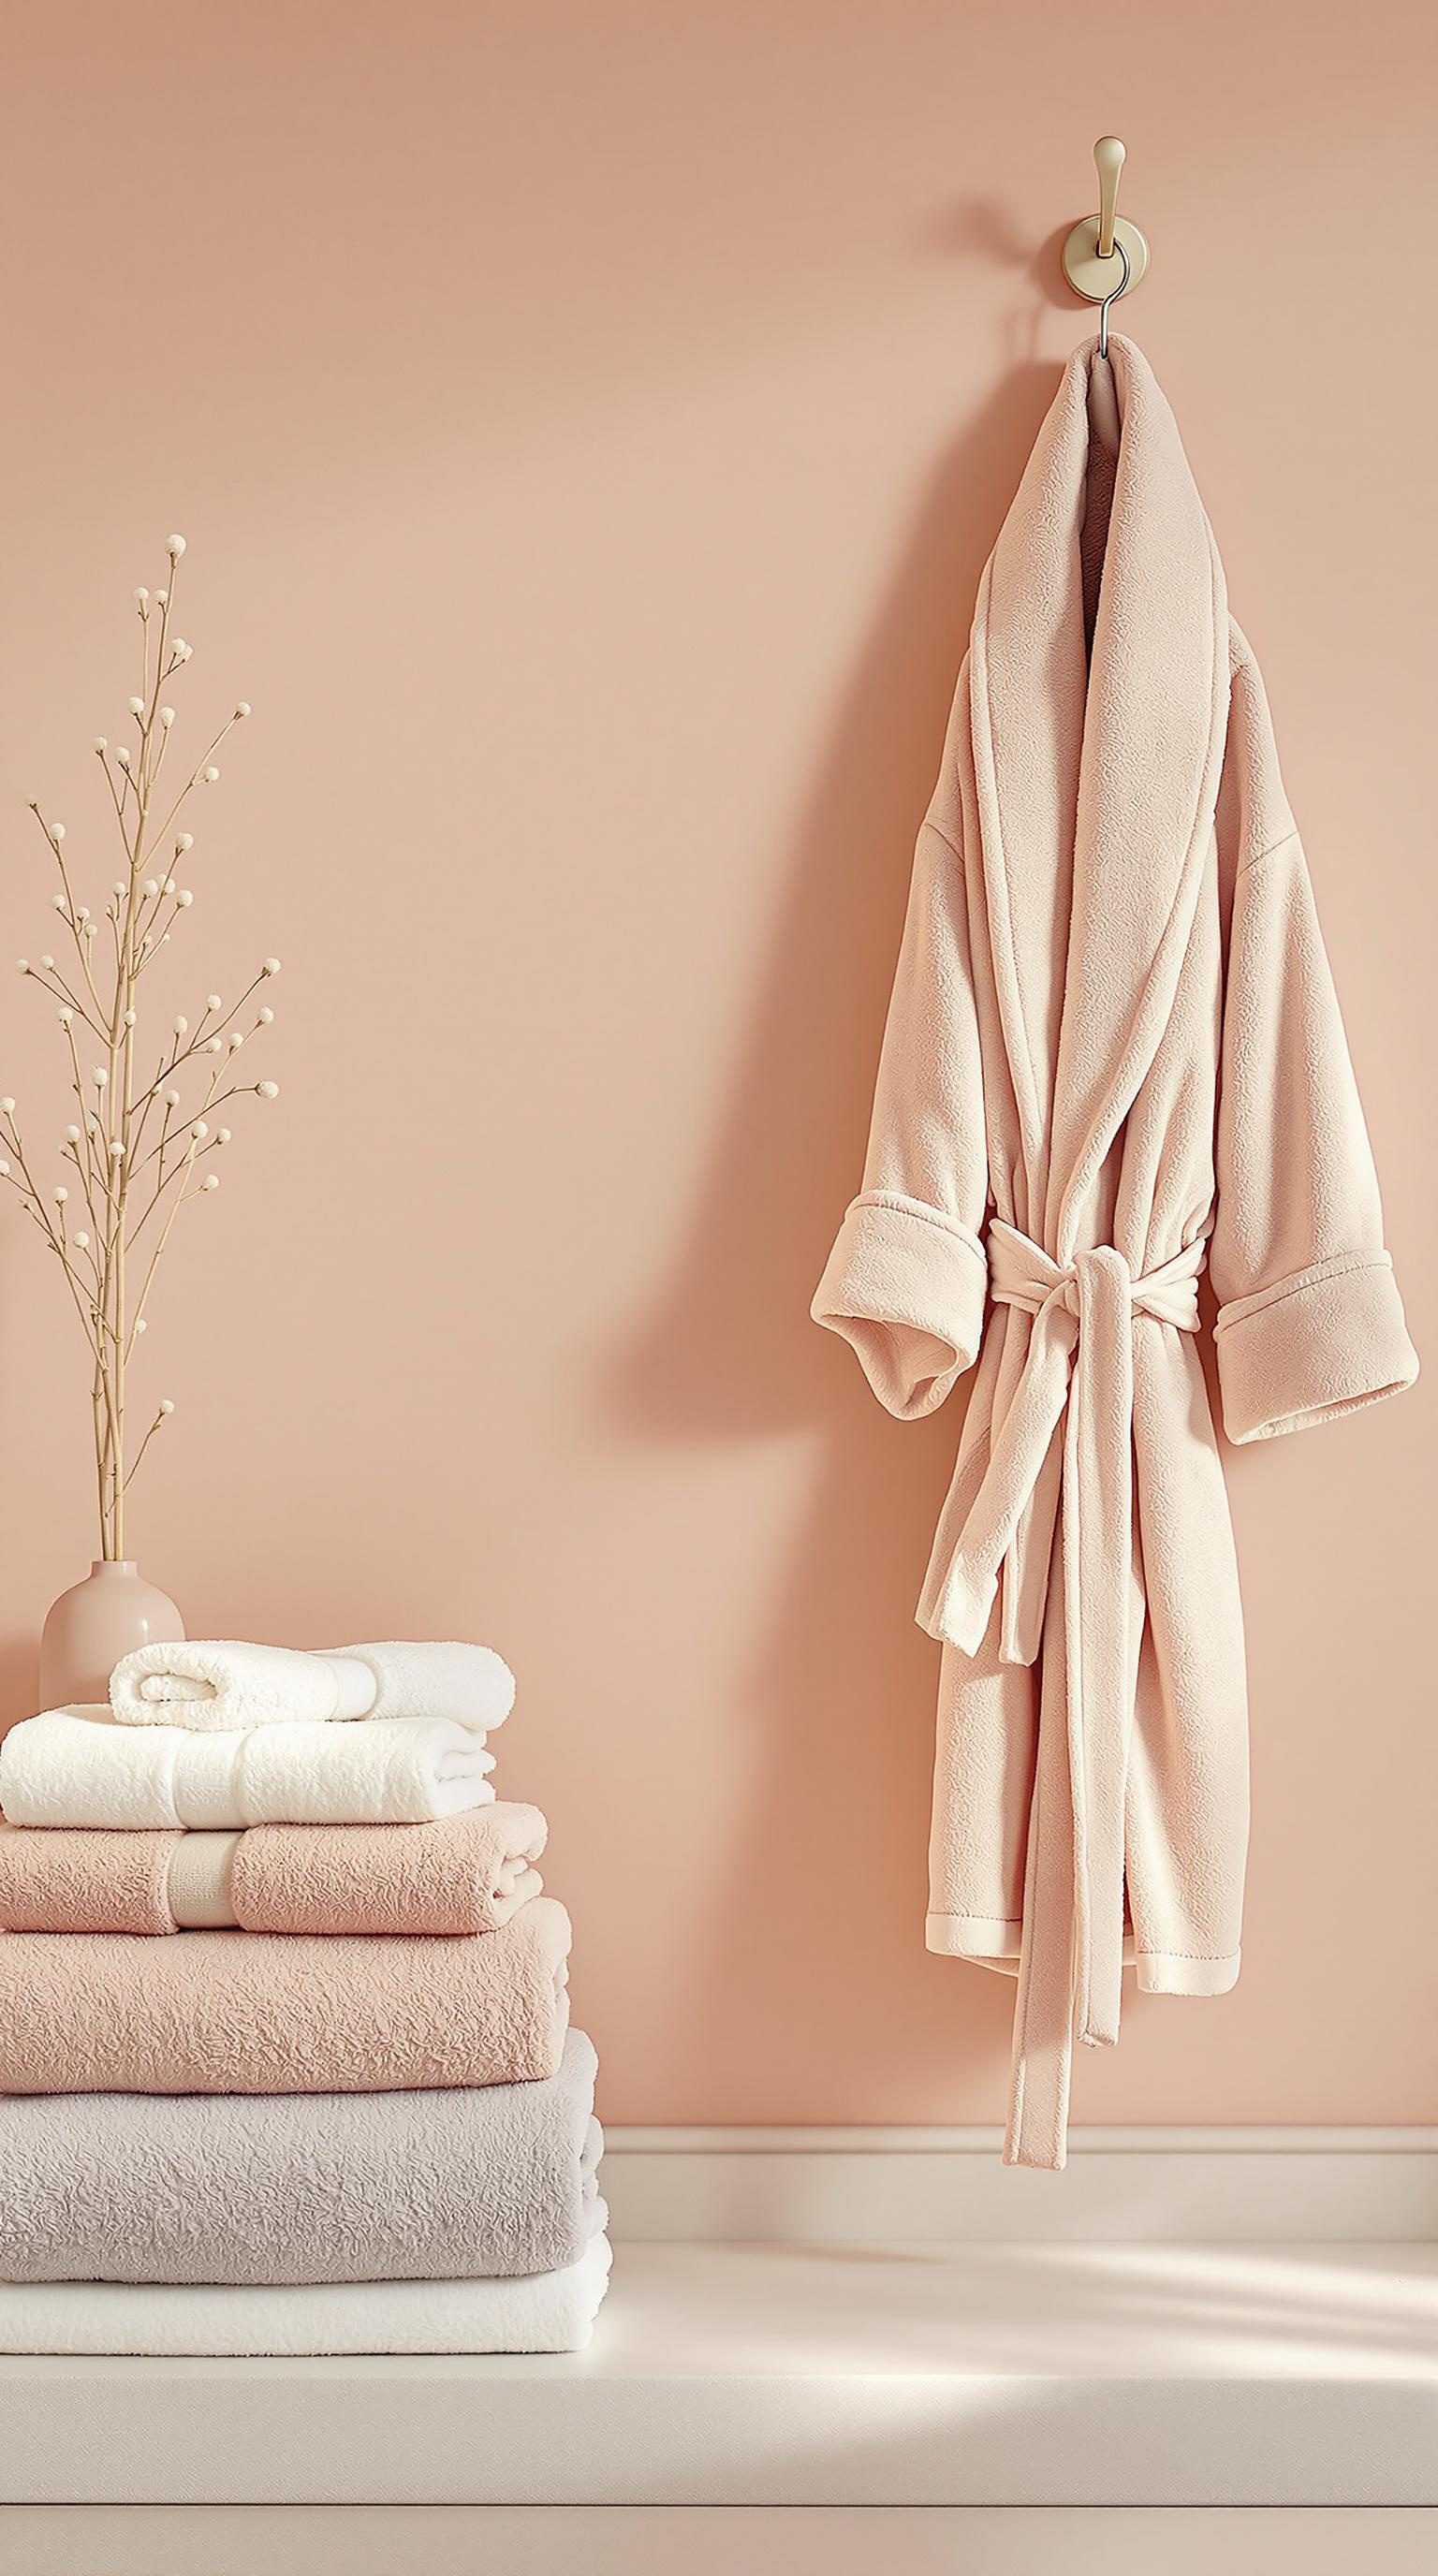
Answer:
[2,539,278,1557]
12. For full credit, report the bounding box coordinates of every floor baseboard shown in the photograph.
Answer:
[601,2124,1438,2241]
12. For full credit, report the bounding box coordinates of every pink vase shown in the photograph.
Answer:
[38,1562,185,1710]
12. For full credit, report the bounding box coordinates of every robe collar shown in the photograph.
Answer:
[967,334,1229,1259]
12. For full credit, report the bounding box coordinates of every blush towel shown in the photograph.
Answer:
[0,1705,496,1828]
[0,1899,571,2096]
[109,1637,516,1733]
[0,2027,602,2284]
[0,2236,613,2354]
[0,1805,547,1937]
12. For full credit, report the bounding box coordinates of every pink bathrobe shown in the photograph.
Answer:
[814,336,1417,2170]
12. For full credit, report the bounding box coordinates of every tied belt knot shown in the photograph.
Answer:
[925,1220,1205,2096]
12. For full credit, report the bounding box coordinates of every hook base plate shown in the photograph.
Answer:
[1062,213,1150,303]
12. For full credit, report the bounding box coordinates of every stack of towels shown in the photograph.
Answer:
[0,1637,610,2356]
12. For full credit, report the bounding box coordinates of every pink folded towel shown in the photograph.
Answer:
[0,1898,570,2096]
[0,1806,547,1938]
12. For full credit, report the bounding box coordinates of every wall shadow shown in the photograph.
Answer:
[606,363,1059,2110]
[0,1634,37,1749]
[919,198,1089,330]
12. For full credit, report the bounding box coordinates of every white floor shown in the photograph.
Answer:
[4,2241,1436,2510]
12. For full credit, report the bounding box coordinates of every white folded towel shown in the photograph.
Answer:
[0,2235,612,2354]
[0,1706,495,1830]
[108,1638,516,1734]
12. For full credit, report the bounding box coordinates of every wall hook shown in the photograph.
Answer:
[1062,136,1149,318]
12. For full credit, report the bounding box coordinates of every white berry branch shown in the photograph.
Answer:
[1,537,282,1559]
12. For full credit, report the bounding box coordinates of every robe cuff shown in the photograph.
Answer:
[1214,1250,1418,1444]
[813,1190,988,1420]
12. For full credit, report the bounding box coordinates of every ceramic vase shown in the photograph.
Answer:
[38,1561,184,1710]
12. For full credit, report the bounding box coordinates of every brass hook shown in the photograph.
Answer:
[1094,135,1123,259]
[1062,137,1150,315]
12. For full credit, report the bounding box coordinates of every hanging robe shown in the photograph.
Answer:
[814,335,1418,2171]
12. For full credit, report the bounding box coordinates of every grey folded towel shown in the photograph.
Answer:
[0,2028,603,2287]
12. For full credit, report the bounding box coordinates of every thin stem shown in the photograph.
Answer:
[20,968,106,1036]
[125,1146,204,1350]
[122,1405,170,1492]
[32,809,109,1023]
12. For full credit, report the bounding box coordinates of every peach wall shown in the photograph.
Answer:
[1,1,1434,2123]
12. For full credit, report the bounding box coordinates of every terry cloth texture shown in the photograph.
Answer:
[813,332,1417,2170]
[0,1899,571,2095]
[0,2235,614,2354]
[109,1637,516,1734]
[0,1705,496,1828]
[0,1806,547,1937]
[0,2027,602,2285]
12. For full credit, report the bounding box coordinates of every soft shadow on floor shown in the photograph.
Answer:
[607,363,1059,2110]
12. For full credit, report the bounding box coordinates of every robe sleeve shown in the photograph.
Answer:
[1210,651,1418,1444]
[812,795,990,1422]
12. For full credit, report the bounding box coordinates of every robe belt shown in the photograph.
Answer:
[927,1221,1206,2088]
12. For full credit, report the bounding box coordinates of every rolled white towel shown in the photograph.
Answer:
[109,1638,516,1734]
[0,1707,496,1829]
